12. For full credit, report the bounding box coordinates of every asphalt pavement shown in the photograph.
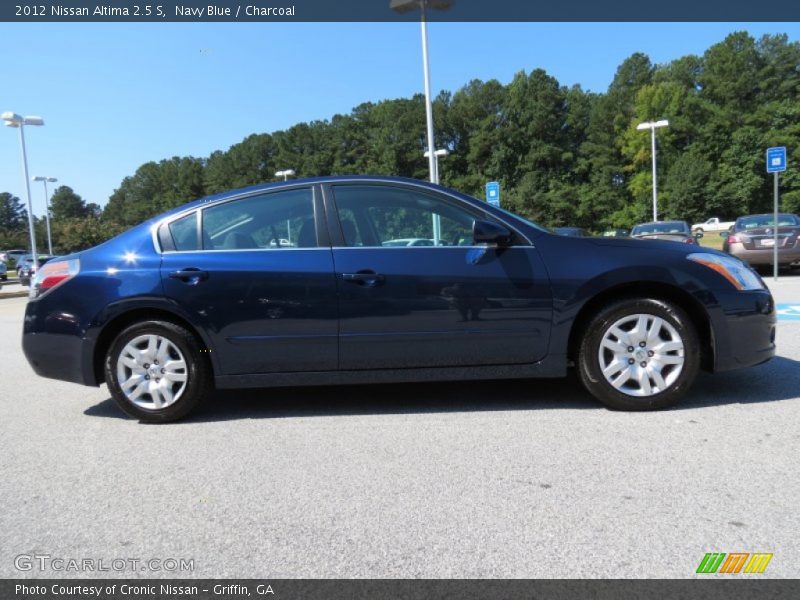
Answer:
[1,276,799,579]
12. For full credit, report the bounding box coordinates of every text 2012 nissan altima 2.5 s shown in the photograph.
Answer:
[22,177,776,422]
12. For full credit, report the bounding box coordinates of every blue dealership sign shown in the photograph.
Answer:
[766,146,787,173]
[485,181,500,207]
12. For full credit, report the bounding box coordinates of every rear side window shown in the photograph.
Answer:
[201,188,316,250]
[169,213,199,251]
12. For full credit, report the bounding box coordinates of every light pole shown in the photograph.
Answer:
[636,119,669,222]
[32,176,57,255]
[274,169,296,182]
[391,0,453,185]
[423,148,449,184]
[2,112,44,270]
[424,148,449,244]
[274,169,296,244]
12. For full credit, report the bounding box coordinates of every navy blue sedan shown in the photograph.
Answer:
[22,177,775,422]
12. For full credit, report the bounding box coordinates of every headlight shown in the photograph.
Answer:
[687,253,764,291]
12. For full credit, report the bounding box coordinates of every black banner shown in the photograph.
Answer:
[3,579,800,600]
[3,0,800,22]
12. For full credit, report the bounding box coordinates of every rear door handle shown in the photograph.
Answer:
[169,268,209,284]
[342,271,385,287]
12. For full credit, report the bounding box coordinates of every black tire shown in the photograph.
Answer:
[104,320,212,422]
[577,297,700,411]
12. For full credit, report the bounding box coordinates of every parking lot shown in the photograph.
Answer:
[1,276,799,579]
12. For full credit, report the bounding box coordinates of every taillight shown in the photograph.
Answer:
[728,235,740,244]
[683,238,696,244]
[29,259,80,300]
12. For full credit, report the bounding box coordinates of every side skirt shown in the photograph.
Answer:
[214,355,568,389]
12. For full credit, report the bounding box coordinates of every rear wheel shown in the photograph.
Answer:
[577,298,700,410]
[105,320,212,422]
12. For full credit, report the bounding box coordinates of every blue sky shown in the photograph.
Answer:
[1,22,799,213]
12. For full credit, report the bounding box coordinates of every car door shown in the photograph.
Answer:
[323,182,552,370]
[159,185,338,375]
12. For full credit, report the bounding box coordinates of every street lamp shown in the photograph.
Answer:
[2,112,45,270]
[274,169,296,244]
[423,148,449,244]
[636,119,669,222]
[274,169,296,181]
[423,148,449,184]
[391,0,453,185]
[32,176,57,255]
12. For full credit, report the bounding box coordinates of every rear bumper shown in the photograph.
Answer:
[22,302,97,386]
[710,289,776,372]
[729,244,800,266]
[22,331,96,386]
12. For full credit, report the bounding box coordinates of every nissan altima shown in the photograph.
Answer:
[22,176,776,422]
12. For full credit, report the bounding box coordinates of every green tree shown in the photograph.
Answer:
[0,192,28,230]
[105,157,205,226]
[49,186,89,220]
[52,217,125,253]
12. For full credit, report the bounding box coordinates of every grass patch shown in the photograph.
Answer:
[698,233,726,251]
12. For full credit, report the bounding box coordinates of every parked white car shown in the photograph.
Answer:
[691,217,735,233]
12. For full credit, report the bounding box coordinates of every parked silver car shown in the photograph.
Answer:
[722,213,800,268]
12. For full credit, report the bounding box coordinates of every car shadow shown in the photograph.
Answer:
[84,356,800,423]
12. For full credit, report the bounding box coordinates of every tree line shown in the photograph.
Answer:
[2,31,799,255]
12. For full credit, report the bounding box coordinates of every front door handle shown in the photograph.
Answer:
[342,271,385,287]
[169,268,209,284]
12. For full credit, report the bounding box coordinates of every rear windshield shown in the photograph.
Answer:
[631,222,688,235]
[735,214,799,230]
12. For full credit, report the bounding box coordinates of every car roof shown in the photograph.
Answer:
[155,175,468,220]
[632,221,689,228]
[737,213,797,218]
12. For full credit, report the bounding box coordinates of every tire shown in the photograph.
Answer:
[577,297,700,411]
[104,320,212,422]
[693,228,704,235]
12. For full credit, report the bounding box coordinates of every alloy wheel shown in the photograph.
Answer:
[115,334,188,410]
[597,313,685,397]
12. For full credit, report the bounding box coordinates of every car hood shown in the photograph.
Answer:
[632,233,691,242]
[588,236,718,256]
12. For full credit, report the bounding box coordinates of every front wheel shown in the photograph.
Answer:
[105,320,212,422]
[577,298,700,410]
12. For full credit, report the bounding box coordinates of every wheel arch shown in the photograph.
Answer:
[92,306,213,386]
[566,281,715,372]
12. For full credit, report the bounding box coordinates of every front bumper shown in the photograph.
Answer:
[710,289,776,372]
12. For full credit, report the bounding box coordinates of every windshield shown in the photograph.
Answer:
[491,206,552,233]
[735,214,799,230]
[632,222,689,235]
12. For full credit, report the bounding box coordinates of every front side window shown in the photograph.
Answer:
[331,185,480,248]
[201,188,316,250]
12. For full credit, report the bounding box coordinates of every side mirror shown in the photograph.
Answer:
[473,220,512,246]
[719,232,729,240]
[694,231,704,240]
